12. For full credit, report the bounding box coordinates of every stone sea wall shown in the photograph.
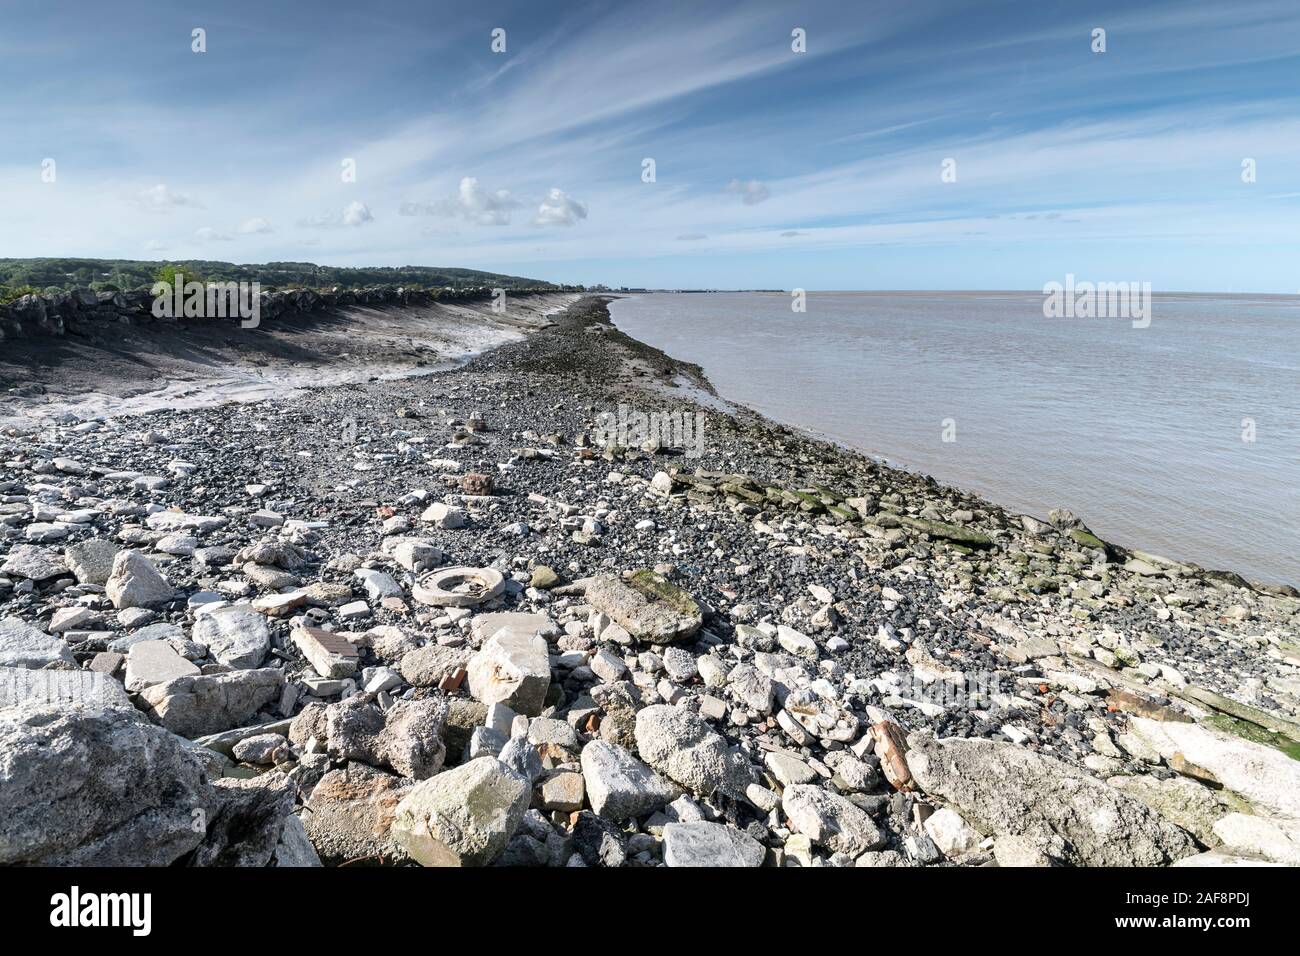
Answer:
[0,285,555,342]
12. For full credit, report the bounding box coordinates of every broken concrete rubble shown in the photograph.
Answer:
[390,757,530,867]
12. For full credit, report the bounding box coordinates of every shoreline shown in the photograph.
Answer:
[600,294,1295,595]
[4,286,1287,596]
[4,291,1293,596]
[4,289,1293,601]
[605,291,1298,591]
[2,294,1298,867]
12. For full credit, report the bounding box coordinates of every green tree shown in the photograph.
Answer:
[153,263,205,289]
[0,284,40,303]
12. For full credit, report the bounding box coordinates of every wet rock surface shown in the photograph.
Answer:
[0,295,1296,867]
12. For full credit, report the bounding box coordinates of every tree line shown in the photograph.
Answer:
[0,258,569,303]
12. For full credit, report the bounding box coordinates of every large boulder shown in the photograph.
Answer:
[63,539,121,585]
[465,629,551,716]
[580,739,681,820]
[138,668,285,738]
[906,734,1198,866]
[662,821,766,867]
[1107,773,1230,847]
[124,639,200,692]
[189,772,298,867]
[390,757,530,866]
[634,705,753,797]
[324,694,448,779]
[193,606,271,669]
[105,550,177,609]
[570,810,629,866]
[1125,716,1300,819]
[585,572,702,643]
[782,784,886,857]
[399,644,472,688]
[0,617,75,668]
[2,544,69,582]
[1210,813,1300,865]
[0,704,213,865]
[304,764,413,864]
[274,815,323,868]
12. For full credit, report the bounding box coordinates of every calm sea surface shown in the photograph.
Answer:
[610,292,1300,586]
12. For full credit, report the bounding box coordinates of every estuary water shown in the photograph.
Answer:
[610,291,1300,585]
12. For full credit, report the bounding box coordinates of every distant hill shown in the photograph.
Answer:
[0,258,565,298]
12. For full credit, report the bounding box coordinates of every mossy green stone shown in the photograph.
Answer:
[899,515,994,548]
[1068,528,1108,551]
[1203,715,1300,762]
[720,483,765,503]
[813,486,844,503]
[629,570,700,618]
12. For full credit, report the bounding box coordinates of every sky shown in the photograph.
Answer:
[2,0,1299,291]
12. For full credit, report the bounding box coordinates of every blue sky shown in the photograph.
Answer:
[3,0,1299,291]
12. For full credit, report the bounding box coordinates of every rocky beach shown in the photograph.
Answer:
[2,294,1298,868]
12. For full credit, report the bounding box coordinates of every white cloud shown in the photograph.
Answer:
[238,216,274,234]
[195,226,232,242]
[144,239,167,251]
[299,201,374,229]
[725,179,771,205]
[676,233,708,241]
[401,177,520,225]
[132,183,200,211]
[342,201,373,227]
[534,187,588,227]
